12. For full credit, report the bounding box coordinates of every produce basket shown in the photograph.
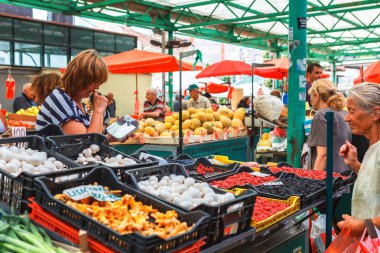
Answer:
[126,164,257,247]
[47,133,157,174]
[26,124,64,138]
[186,157,239,180]
[34,166,209,253]
[0,136,80,213]
[212,155,244,165]
[252,196,300,232]
[166,154,195,167]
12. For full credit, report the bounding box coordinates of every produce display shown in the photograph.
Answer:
[55,192,193,239]
[137,175,235,209]
[253,196,289,222]
[0,145,66,175]
[195,163,216,176]
[7,120,33,128]
[279,175,325,196]
[210,172,277,189]
[135,107,246,138]
[269,166,345,180]
[15,106,40,116]
[255,184,295,199]
[0,210,68,253]
[75,144,137,166]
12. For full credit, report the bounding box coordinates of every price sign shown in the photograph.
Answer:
[11,126,26,137]
[63,185,121,202]
[262,181,284,186]
[249,171,271,177]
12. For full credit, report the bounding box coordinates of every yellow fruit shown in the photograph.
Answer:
[202,122,213,134]
[218,108,234,119]
[181,110,190,120]
[154,124,166,134]
[212,112,221,121]
[164,116,175,124]
[183,129,191,136]
[164,122,172,130]
[233,108,246,122]
[183,119,192,130]
[194,127,207,135]
[219,116,232,129]
[174,120,179,126]
[190,118,201,130]
[205,113,214,122]
[170,125,179,131]
[188,107,197,115]
[191,112,207,123]
[144,126,156,136]
[213,127,223,137]
[212,121,223,129]
[144,118,155,127]
[172,112,179,120]
[195,108,205,113]
[205,108,213,113]
[160,131,171,137]
[231,118,244,129]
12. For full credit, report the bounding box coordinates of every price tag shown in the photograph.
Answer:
[63,185,121,202]
[249,171,271,177]
[262,181,284,186]
[11,126,26,137]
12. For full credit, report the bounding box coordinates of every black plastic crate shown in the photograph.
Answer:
[186,157,239,180]
[47,133,157,174]
[165,154,195,167]
[126,164,257,247]
[26,124,64,138]
[34,166,209,253]
[0,136,81,213]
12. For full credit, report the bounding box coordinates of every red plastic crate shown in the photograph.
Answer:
[28,198,205,253]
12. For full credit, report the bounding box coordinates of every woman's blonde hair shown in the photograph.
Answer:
[308,79,345,111]
[62,49,108,98]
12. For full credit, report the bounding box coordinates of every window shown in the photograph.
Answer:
[44,24,69,46]
[0,17,13,40]
[116,34,136,52]
[95,32,115,51]
[0,41,11,65]
[44,45,67,68]
[71,28,93,48]
[14,20,42,43]
[14,42,41,67]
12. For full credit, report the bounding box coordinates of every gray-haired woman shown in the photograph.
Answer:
[338,83,380,235]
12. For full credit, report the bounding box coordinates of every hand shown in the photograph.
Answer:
[339,141,360,171]
[93,92,108,113]
[139,112,145,119]
[337,214,365,236]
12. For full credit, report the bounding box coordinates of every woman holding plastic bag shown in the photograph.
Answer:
[337,83,380,237]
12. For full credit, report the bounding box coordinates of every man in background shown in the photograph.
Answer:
[140,88,166,122]
[13,83,36,112]
[306,63,323,106]
[187,84,211,109]
[106,92,116,117]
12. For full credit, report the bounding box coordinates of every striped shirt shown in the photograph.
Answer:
[143,99,165,121]
[36,88,90,130]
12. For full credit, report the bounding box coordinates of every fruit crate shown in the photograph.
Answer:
[0,136,81,213]
[34,166,209,253]
[212,155,244,165]
[252,196,300,232]
[47,133,157,174]
[186,157,239,180]
[166,154,195,167]
[126,163,257,248]
[28,198,206,253]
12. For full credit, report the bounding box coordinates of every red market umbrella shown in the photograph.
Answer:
[195,60,251,78]
[354,61,380,84]
[254,57,289,80]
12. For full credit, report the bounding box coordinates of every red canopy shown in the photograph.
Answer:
[196,60,251,78]
[354,61,380,84]
[199,82,233,93]
[61,50,202,74]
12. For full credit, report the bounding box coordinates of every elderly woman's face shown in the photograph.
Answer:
[345,97,373,135]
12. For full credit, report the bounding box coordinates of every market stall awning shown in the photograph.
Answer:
[200,82,232,94]
[353,60,380,84]
[195,60,251,78]
[104,50,202,74]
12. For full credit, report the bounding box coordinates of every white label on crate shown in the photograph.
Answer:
[11,126,26,137]
[262,181,284,186]
[249,171,271,177]
[63,185,121,202]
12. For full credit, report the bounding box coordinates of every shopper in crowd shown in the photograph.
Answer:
[0,111,7,134]
[306,79,351,173]
[36,49,109,135]
[140,88,166,122]
[31,73,62,105]
[337,83,380,235]
[187,84,211,109]
[12,82,36,112]
[237,96,251,109]
[106,92,116,117]
[270,90,282,99]
[306,63,323,107]
[173,94,187,112]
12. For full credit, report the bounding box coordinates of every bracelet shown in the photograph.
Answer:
[364,219,378,239]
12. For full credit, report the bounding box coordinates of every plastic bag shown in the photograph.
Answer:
[310,214,337,253]
[360,237,380,253]
[325,227,364,253]
[254,95,284,121]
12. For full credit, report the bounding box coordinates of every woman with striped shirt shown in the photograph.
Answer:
[36,49,109,135]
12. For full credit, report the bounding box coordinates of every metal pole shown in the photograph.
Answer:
[325,111,334,248]
[275,51,280,90]
[287,0,307,167]
[178,56,183,155]
[332,62,336,83]
[250,63,255,161]
[161,32,166,105]
[168,31,174,109]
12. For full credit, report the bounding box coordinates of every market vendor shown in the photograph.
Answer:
[187,84,211,109]
[36,49,109,135]
[338,83,380,236]
[140,88,166,122]
[12,83,36,113]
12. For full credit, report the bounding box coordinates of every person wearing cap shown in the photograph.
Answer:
[187,84,211,109]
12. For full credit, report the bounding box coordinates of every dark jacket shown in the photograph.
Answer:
[12,93,34,113]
